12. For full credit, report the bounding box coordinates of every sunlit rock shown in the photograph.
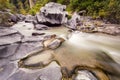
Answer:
[67,12,81,29]
[0,62,18,80]
[74,70,98,80]
[36,2,68,26]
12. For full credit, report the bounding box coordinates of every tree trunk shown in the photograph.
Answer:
[29,0,34,8]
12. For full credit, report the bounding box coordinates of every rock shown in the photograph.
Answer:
[36,2,68,26]
[47,38,65,49]
[43,34,65,49]
[16,14,26,22]
[0,62,18,80]
[25,15,37,23]
[10,42,43,60]
[18,50,54,68]
[67,12,81,29]
[35,24,49,30]
[22,36,44,43]
[74,70,98,80]
[36,61,62,80]
[0,11,14,27]
[98,24,120,35]
[0,43,19,58]
[0,27,18,37]
[8,61,62,80]
[9,14,19,23]
[0,33,22,46]
[79,21,97,32]
[12,22,35,36]
[0,59,10,67]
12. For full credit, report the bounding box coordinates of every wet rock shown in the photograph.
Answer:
[35,24,49,30]
[8,61,62,80]
[67,12,81,29]
[12,22,34,36]
[10,42,43,60]
[0,43,19,58]
[0,62,18,80]
[46,38,65,49]
[43,34,65,49]
[18,50,54,68]
[36,2,68,26]
[0,33,22,46]
[74,70,98,80]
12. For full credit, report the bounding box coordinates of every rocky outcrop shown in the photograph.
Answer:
[67,12,81,29]
[36,2,68,26]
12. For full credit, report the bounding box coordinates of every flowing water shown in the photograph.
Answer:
[19,26,120,80]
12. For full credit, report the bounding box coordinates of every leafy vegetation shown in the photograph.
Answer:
[0,0,120,23]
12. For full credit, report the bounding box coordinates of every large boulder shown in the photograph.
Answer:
[36,2,68,26]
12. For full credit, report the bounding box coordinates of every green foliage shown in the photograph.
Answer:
[0,0,15,11]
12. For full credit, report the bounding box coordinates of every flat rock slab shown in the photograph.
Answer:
[0,33,22,46]
[0,62,18,80]
[0,43,19,58]
[10,42,43,60]
[8,61,62,80]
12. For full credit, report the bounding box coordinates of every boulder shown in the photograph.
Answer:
[74,70,98,80]
[46,38,65,49]
[36,2,68,26]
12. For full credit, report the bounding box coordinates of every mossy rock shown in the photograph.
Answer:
[0,11,13,27]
